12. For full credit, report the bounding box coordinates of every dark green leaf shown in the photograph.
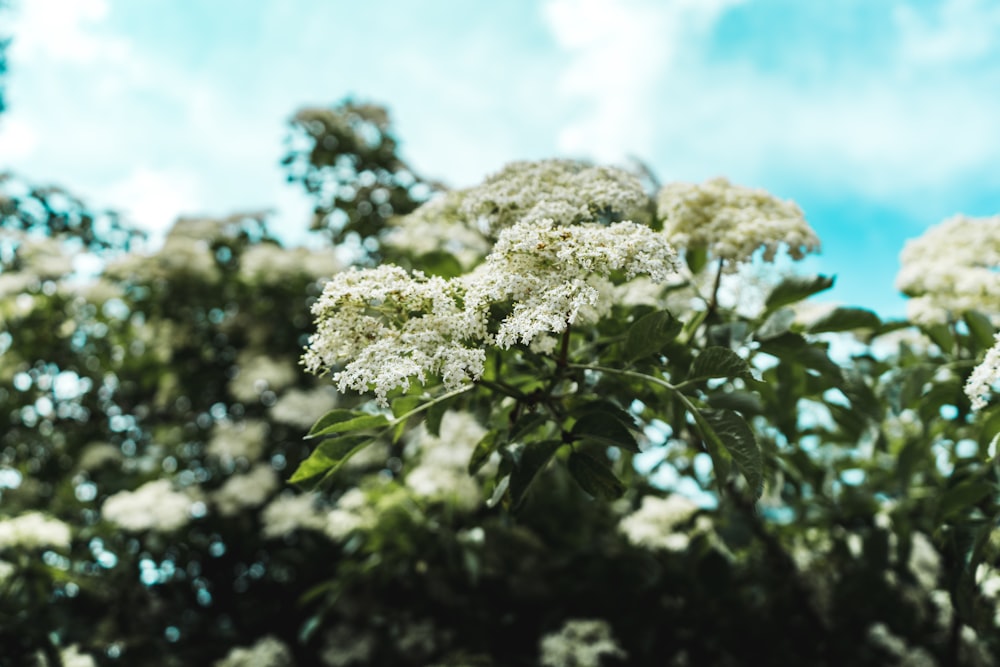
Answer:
[764,275,835,311]
[938,479,995,520]
[307,409,362,438]
[697,408,763,499]
[706,391,764,415]
[415,250,464,278]
[964,310,996,352]
[307,412,389,440]
[806,307,881,333]
[689,346,752,382]
[290,435,373,484]
[625,310,682,362]
[468,430,502,475]
[685,246,708,275]
[571,411,640,453]
[567,451,626,500]
[509,439,562,506]
[923,322,955,353]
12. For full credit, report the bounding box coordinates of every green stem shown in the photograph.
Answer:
[477,378,528,401]
[389,384,474,426]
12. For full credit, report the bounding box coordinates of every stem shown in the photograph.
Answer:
[557,323,572,368]
[476,378,528,401]
[389,384,474,426]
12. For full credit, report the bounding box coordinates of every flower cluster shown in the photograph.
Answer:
[656,177,819,267]
[101,479,195,533]
[211,463,280,517]
[404,410,489,510]
[966,333,1000,411]
[896,214,1000,324]
[383,189,492,268]
[539,619,626,667]
[304,216,678,403]
[460,158,650,233]
[213,636,293,667]
[619,494,700,552]
[0,511,72,551]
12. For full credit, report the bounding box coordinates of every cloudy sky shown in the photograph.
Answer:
[2,0,999,316]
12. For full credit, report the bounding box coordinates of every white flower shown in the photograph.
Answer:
[207,420,270,464]
[324,488,377,541]
[966,333,1000,411]
[60,645,97,667]
[385,189,492,267]
[239,243,341,284]
[619,494,699,551]
[896,214,1000,324]
[539,619,626,667]
[0,511,72,551]
[213,636,294,667]
[321,626,375,667]
[405,466,481,511]
[462,158,650,234]
[102,479,194,533]
[269,387,339,430]
[211,463,281,517]
[657,177,819,267]
[0,560,14,582]
[261,492,327,539]
[229,351,298,403]
[908,532,941,590]
[403,411,488,510]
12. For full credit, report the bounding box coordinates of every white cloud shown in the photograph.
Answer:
[0,116,38,160]
[98,166,202,238]
[894,0,1000,66]
[7,0,130,65]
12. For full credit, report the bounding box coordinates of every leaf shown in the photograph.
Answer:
[468,430,502,475]
[964,310,996,352]
[685,246,708,275]
[806,307,881,333]
[415,250,464,278]
[509,439,562,506]
[689,347,752,382]
[509,412,549,443]
[290,435,373,484]
[567,451,626,500]
[764,275,835,311]
[625,310,682,362]
[696,408,763,499]
[937,479,995,520]
[306,411,389,440]
[571,411,640,453]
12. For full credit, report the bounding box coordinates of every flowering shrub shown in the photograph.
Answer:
[1,99,999,666]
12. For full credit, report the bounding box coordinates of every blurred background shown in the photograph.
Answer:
[2,0,999,317]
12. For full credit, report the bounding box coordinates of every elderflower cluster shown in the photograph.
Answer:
[0,511,72,551]
[896,214,1000,324]
[261,492,327,539]
[211,463,280,517]
[657,177,819,267]
[384,189,492,268]
[966,334,1000,411]
[461,158,650,234]
[213,636,294,667]
[404,411,488,510]
[539,619,626,667]
[102,479,195,533]
[619,494,700,552]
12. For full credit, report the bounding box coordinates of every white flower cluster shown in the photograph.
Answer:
[269,387,340,430]
[619,494,699,552]
[320,626,375,667]
[896,214,1000,325]
[303,219,678,403]
[239,242,341,285]
[102,479,195,533]
[229,352,298,403]
[59,645,97,667]
[657,177,819,267]
[211,463,281,517]
[539,619,626,667]
[384,189,493,268]
[213,636,294,667]
[207,419,270,465]
[461,158,650,233]
[325,488,378,541]
[261,492,328,539]
[0,511,72,551]
[966,334,1000,412]
[404,410,487,511]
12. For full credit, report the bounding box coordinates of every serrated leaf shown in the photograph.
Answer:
[509,439,562,506]
[765,275,835,311]
[625,310,682,362]
[806,307,881,333]
[307,409,362,437]
[571,411,639,453]
[689,346,752,382]
[290,435,373,484]
[696,408,763,499]
[567,451,626,500]
[307,412,389,439]
[468,430,502,475]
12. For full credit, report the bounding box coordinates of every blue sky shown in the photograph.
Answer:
[2,0,999,318]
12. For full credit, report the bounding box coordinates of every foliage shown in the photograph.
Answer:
[0,99,999,667]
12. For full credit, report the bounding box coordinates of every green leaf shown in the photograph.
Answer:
[685,246,708,275]
[923,322,955,353]
[306,411,389,440]
[806,307,881,333]
[625,310,682,362]
[567,451,626,500]
[468,430,502,475]
[415,250,464,278]
[697,408,763,499]
[509,439,562,506]
[509,412,549,443]
[964,310,996,352]
[390,395,423,441]
[764,275,835,311]
[689,346,752,382]
[290,435,373,484]
[937,479,995,520]
[571,411,640,453]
